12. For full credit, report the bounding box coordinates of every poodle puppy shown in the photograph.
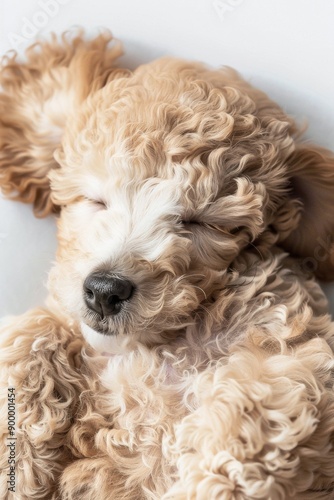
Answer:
[1,31,334,499]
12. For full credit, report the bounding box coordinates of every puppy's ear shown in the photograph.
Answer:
[281,144,334,280]
[0,31,123,216]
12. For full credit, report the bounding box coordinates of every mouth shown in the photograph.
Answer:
[84,318,115,336]
[80,321,125,353]
[82,306,122,336]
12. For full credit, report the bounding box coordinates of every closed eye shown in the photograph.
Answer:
[181,220,201,225]
[85,197,107,210]
[95,200,107,209]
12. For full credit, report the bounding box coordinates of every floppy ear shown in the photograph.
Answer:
[281,143,334,280]
[0,31,124,216]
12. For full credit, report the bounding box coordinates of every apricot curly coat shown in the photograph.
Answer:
[1,31,334,499]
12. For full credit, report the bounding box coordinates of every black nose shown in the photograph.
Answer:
[83,273,134,318]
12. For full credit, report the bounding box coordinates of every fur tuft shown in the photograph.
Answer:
[0,30,123,216]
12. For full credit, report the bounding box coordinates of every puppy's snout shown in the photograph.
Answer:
[83,273,134,318]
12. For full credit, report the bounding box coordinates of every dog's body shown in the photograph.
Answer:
[1,31,334,499]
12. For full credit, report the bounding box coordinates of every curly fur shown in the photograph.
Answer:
[1,31,334,499]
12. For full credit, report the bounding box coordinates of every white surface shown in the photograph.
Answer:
[1,0,334,317]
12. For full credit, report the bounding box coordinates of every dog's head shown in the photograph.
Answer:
[1,33,334,348]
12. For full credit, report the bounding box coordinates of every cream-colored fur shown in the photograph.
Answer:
[1,31,334,499]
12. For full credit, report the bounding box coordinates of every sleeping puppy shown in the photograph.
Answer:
[1,31,334,499]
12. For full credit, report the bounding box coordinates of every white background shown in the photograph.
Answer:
[0,0,334,317]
